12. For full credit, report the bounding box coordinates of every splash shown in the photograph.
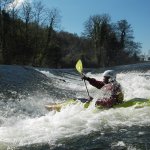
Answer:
[0,66,150,149]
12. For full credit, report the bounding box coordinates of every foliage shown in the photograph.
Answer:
[0,1,142,68]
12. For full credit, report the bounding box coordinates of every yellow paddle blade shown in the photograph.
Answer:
[75,59,83,74]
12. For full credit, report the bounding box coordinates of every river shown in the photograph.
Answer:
[0,63,150,150]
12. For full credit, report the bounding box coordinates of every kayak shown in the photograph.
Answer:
[45,99,77,112]
[45,98,150,112]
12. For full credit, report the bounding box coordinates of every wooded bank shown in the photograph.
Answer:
[0,0,141,68]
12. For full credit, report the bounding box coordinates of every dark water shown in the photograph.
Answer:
[0,63,150,150]
[13,126,150,150]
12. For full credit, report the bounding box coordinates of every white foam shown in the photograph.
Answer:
[0,70,150,147]
[0,102,150,147]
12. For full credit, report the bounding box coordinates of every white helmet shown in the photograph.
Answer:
[103,70,116,81]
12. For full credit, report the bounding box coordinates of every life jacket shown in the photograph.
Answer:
[94,81,124,103]
[98,81,124,107]
[86,77,124,107]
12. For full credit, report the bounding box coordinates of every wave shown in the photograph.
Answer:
[0,63,150,149]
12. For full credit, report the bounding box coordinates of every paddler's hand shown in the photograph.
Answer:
[81,74,88,81]
[89,96,93,101]
[86,96,93,103]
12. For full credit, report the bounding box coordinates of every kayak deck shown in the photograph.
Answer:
[45,98,150,111]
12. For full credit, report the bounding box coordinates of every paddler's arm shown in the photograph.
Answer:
[82,75,104,89]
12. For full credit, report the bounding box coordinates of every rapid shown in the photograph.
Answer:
[0,63,150,150]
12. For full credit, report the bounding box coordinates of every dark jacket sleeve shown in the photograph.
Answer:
[86,77,104,89]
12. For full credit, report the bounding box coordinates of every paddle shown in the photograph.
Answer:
[75,59,90,98]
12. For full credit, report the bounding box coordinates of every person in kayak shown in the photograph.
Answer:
[82,70,124,108]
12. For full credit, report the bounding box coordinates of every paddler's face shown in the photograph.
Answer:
[103,76,110,84]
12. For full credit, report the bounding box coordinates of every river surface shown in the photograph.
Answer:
[0,63,150,150]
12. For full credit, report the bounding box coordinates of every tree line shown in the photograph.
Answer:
[0,0,142,68]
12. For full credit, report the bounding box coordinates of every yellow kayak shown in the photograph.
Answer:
[45,98,150,112]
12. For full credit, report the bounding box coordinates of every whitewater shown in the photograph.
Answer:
[0,63,150,150]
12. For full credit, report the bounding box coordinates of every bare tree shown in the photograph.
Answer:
[45,8,61,48]
[83,14,111,67]
[21,0,32,43]
[32,0,45,26]
[0,0,14,11]
[31,0,45,63]
[8,0,20,40]
[116,20,134,49]
[114,20,141,64]
[8,0,19,19]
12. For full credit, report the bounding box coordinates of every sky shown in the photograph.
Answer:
[15,0,150,54]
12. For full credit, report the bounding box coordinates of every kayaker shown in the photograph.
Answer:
[82,70,124,108]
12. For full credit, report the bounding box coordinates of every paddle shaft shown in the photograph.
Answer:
[83,79,90,97]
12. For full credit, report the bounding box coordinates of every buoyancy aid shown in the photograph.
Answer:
[86,77,124,107]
